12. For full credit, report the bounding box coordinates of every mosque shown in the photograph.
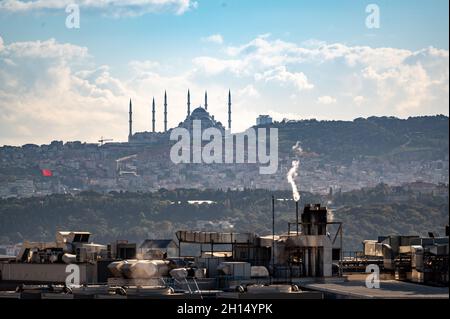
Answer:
[127,90,232,144]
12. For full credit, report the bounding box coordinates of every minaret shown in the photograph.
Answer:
[164,90,168,132]
[228,90,232,131]
[128,98,133,141]
[204,91,208,111]
[152,97,156,132]
[187,89,191,117]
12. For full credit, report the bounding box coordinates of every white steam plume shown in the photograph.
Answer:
[287,141,303,202]
[287,160,300,202]
[292,141,303,155]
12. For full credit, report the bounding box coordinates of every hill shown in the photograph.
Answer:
[268,115,449,162]
[0,185,447,251]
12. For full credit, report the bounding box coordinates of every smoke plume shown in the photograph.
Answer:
[287,160,300,202]
[292,141,303,155]
[287,141,303,202]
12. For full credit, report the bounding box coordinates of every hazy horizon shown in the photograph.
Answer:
[0,113,447,147]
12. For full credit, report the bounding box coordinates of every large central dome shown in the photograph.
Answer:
[178,106,225,133]
[190,107,211,120]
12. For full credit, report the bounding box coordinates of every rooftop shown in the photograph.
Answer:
[300,274,449,299]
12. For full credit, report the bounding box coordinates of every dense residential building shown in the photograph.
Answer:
[0,102,448,198]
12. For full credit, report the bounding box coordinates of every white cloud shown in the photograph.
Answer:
[223,36,425,71]
[128,60,160,75]
[201,34,224,45]
[255,66,314,91]
[0,38,129,145]
[237,85,260,98]
[0,34,448,146]
[218,36,448,115]
[0,0,197,16]
[353,95,365,105]
[317,96,337,105]
[2,38,88,59]
[192,56,243,76]
[0,37,235,145]
[362,63,435,114]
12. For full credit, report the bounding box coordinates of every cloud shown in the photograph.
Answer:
[226,36,415,71]
[0,34,448,146]
[201,34,224,45]
[0,37,129,145]
[128,60,160,75]
[0,0,197,16]
[237,84,260,98]
[255,66,314,91]
[353,95,365,105]
[317,96,337,105]
[2,38,88,59]
[192,56,243,76]
[193,35,447,104]
[0,37,232,145]
[222,36,448,115]
[362,63,434,114]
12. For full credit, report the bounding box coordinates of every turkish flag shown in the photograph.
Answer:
[41,169,53,177]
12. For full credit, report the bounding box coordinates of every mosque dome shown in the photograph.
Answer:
[191,107,211,120]
[179,106,224,133]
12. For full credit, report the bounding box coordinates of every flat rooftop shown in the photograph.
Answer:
[300,274,449,299]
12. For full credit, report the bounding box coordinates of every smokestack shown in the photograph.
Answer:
[296,201,299,235]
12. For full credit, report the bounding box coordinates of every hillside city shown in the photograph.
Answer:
[0,115,448,198]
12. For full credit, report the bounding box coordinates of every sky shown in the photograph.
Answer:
[0,0,448,146]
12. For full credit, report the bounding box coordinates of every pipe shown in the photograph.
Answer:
[295,201,299,235]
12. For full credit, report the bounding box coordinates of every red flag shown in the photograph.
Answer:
[41,169,53,177]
